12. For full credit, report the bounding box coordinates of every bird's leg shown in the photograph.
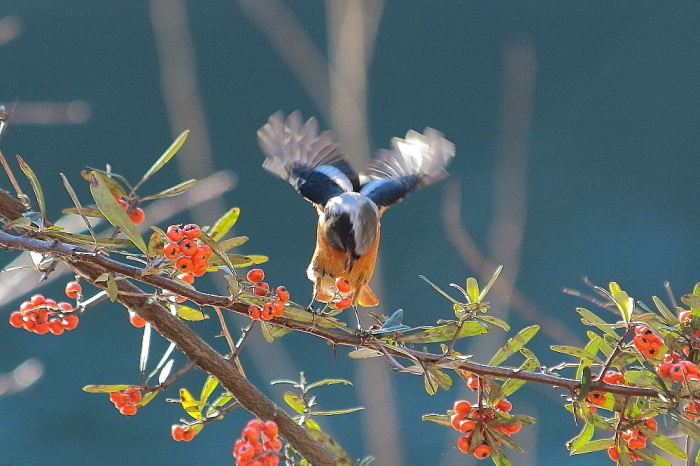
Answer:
[351,303,362,331]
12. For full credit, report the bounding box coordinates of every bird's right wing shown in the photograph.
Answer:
[257,111,359,206]
[360,128,455,208]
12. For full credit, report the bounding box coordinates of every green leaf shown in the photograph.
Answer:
[176,305,208,321]
[179,388,202,420]
[106,273,118,301]
[550,345,603,362]
[577,307,620,338]
[43,231,135,249]
[419,275,460,304]
[466,277,479,303]
[133,130,189,191]
[260,322,293,342]
[668,410,700,443]
[609,282,634,323]
[478,314,511,331]
[60,173,99,245]
[283,391,306,414]
[140,178,196,201]
[199,375,219,404]
[639,426,687,459]
[652,296,678,324]
[136,391,158,407]
[423,367,452,395]
[569,438,613,454]
[62,206,104,217]
[82,384,133,393]
[485,426,525,453]
[209,207,240,241]
[304,420,352,461]
[399,321,487,343]
[347,348,382,359]
[306,378,353,391]
[312,407,364,416]
[16,155,46,224]
[500,357,538,397]
[488,325,539,366]
[89,171,147,253]
[217,236,249,252]
[681,293,700,310]
[421,413,451,427]
[478,265,503,302]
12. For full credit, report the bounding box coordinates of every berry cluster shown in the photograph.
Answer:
[632,324,663,358]
[232,419,282,466]
[451,399,521,460]
[8,293,79,335]
[656,351,700,383]
[607,417,658,462]
[163,224,211,278]
[245,269,289,321]
[109,388,142,416]
[112,192,145,225]
[171,423,196,442]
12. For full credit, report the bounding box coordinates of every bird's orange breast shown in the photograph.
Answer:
[307,214,380,306]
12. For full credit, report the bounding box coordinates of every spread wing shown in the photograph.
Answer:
[360,128,455,208]
[257,111,360,206]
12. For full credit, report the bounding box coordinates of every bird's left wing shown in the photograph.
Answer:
[258,111,359,206]
[360,127,455,208]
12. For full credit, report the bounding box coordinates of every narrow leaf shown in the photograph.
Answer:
[218,236,249,251]
[209,207,240,241]
[16,155,45,224]
[200,375,219,404]
[82,384,132,393]
[652,296,678,324]
[106,273,118,301]
[134,130,189,190]
[421,414,451,427]
[488,325,539,366]
[60,173,98,246]
[419,275,460,304]
[399,321,487,344]
[176,305,208,321]
[466,277,479,303]
[283,392,306,414]
[478,315,511,331]
[306,378,353,391]
[569,438,613,454]
[140,178,196,201]
[478,265,503,302]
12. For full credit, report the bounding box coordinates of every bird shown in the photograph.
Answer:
[257,110,454,310]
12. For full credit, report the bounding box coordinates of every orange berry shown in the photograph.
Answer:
[453,400,472,416]
[254,282,270,297]
[175,256,194,272]
[62,314,79,330]
[117,198,129,210]
[335,277,351,293]
[247,269,265,283]
[603,370,624,385]
[263,420,278,439]
[182,223,201,239]
[30,294,46,306]
[275,286,290,302]
[109,391,126,406]
[64,281,82,299]
[586,391,606,406]
[171,425,185,441]
[179,238,198,256]
[456,435,471,454]
[466,373,481,391]
[505,423,522,434]
[181,426,195,441]
[242,426,261,442]
[119,404,138,416]
[129,311,146,328]
[166,225,184,242]
[627,436,646,449]
[128,208,145,225]
[248,305,261,320]
[679,310,692,324]
[261,303,276,321]
[191,262,208,277]
[48,318,65,335]
[607,445,620,461]
[34,322,50,334]
[496,399,512,413]
[644,417,657,431]
[176,272,195,284]
[163,242,180,260]
[335,297,352,310]
[9,311,23,328]
[272,300,285,317]
[473,444,491,460]
[125,388,142,404]
[192,245,211,265]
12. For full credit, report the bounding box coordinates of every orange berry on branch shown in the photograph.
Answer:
[261,303,276,321]
[473,444,491,460]
[246,268,265,284]
[274,286,290,302]
[335,297,352,310]
[335,277,352,293]
[166,225,184,242]
[128,208,145,225]
[163,242,180,260]
[179,238,198,256]
[182,223,201,239]
[64,281,82,299]
[254,282,270,297]
[272,300,285,317]
[175,256,195,273]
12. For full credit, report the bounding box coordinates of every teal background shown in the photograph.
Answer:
[2,2,700,465]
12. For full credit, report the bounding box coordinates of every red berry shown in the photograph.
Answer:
[261,303,276,321]
[248,305,261,320]
[119,404,138,416]
[177,273,195,284]
[335,277,352,293]
[125,388,142,404]
[263,420,278,439]
[9,311,23,328]
[246,269,265,284]
[117,198,129,210]
[473,444,491,460]
[192,245,211,265]
[179,238,198,256]
[191,262,208,277]
[453,400,472,416]
[166,225,184,242]
[254,282,270,297]
[163,242,180,260]
[496,399,512,413]
[644,417,657,430]
[171,425,185,441]
[128,208,145,225]
[129,311,146,328]
[64,281,82,299]
[264,438,283,451]
[627,436,646,449]
[48,318,65,335]
[246,419,265,431]
[30,294,46,306]
[62,314,79,330]
[34,322,50,334]
[272,300,285,317]
[175,256,194,272]
[607,445,620,461]
[182,223,201,239]
[457,436,471,454]
[275,286,290,302]
[181,426,195,441]
[335,297,352,310]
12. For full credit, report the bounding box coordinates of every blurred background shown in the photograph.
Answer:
[1,1,699,465]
